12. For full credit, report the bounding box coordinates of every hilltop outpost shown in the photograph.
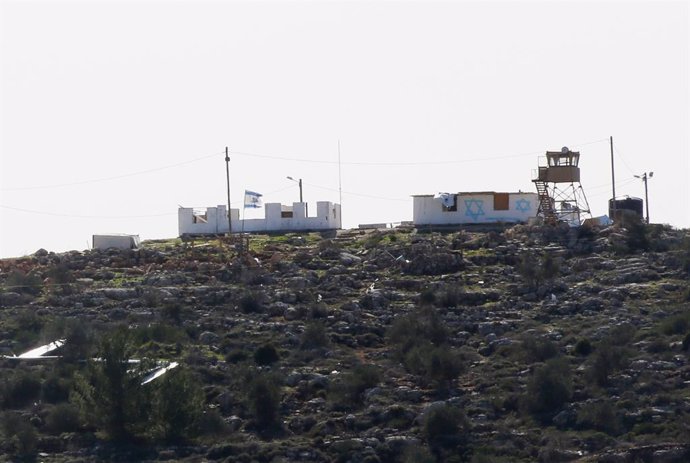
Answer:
[177,147,643,238]
[178,201,342,236]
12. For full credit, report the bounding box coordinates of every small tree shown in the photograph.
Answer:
[150,368,204,442]
[247,372,282,431]
[71,326,147,440]
[524,358,572,418]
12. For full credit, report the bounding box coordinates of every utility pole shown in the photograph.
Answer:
[635,172,653,224]
[225,147,232,233]
[610,136,616,221]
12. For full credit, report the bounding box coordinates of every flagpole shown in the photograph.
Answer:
[338,140,343,224]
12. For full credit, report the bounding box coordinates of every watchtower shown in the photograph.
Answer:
[532,147,591,226]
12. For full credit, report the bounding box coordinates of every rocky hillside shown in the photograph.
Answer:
[1,222,689,462]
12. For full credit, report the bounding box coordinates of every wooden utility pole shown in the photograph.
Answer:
[225,147,232,233]
[610,136,616,221]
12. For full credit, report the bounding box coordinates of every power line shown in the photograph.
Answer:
[304,181,408,202]
[613,145,638,176]
[0,204,176,219]
[1,151,222,191]
[230,138,610,167]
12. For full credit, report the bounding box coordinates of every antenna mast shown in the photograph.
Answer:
[610,136,616,221]
[225,147,232,233]
[338,140,343,221]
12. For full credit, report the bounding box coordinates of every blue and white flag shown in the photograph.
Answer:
[244,190,263,208]
[433,192,455,208]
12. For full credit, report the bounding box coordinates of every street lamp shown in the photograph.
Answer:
[634,172,653,224]
[286,176,303,203]
[287,176,305,215]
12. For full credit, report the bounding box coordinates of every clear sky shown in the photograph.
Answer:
[1,0,688,258]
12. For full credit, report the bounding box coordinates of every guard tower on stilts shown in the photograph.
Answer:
[532,147,591,226]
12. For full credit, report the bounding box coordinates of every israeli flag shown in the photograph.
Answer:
[244,190,263,208]
[433,192,455,208]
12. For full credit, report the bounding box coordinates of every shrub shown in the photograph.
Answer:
[419,288,437,306]
[402,446,436,463]
[516,252,560,291]
[522,336,559,362]
[300,321,329,350]
[423,403,468,450]
[626,216,650,252]
[45,403,81,434]
[247,373,282,430]
[42,373,71,403]
[388,306,448,353]
[1,370,42,409]
[239,291,264,313]
[150,368,204,442]
[70,326,146,440]
[329,364,381,409]
[403,344,464,390]
[131,323,185,345]
[0,411,37,457]
[659,310,690,335]
[254,343,280,366]
[161,301,183,324]
[574,338,593,356]
[225,348,250,363]
[524,358,572,417]
[576,400,621,435]
[436,286,465,308]
[588,344,628,387]
[5,270,43,295]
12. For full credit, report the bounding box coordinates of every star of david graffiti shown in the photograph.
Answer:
[515,199,531,212]
[464,199,485,221]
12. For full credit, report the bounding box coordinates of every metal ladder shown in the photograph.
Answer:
[534,180,558,225]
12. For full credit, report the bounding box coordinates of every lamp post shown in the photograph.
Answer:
[286,176,303,203]
[287,176,305,216]
[634,172,653,224]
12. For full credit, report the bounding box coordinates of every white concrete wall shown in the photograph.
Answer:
[413,192,538,225]
[179,201,341,235]
[93,234,140,250]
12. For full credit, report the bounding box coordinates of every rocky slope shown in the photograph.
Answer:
[1,223,689,462]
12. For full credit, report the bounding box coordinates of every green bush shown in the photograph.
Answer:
[387,306,448,353]
[45,403,82,434]
[329,364,381,409]
[70,326,147,440]
[423,403,468,450]
[402,446,436,463]
[574,338,593,356]
[254,343,280,366]
[522,336,559,362]
[150,368,204,442]
[300,321,329,350]
[403,343,464,390]
[588,344,628,387]
[247,372,282,431]
[516,252,560,291]
[1,370,42,409]
[239,291,263,313]
[658,310,690,335]
[0,411,37,457]
[576,400,621,435]
[524,358,572,417]
[4,270,43,295]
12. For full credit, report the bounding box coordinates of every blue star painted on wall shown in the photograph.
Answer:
[464,199,485,221]
[515,199,531,212]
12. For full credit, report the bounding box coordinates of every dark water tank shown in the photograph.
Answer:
[609,197,643,219]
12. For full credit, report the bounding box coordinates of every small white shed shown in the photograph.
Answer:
[92,234,140,250]
[413,191,539,226]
